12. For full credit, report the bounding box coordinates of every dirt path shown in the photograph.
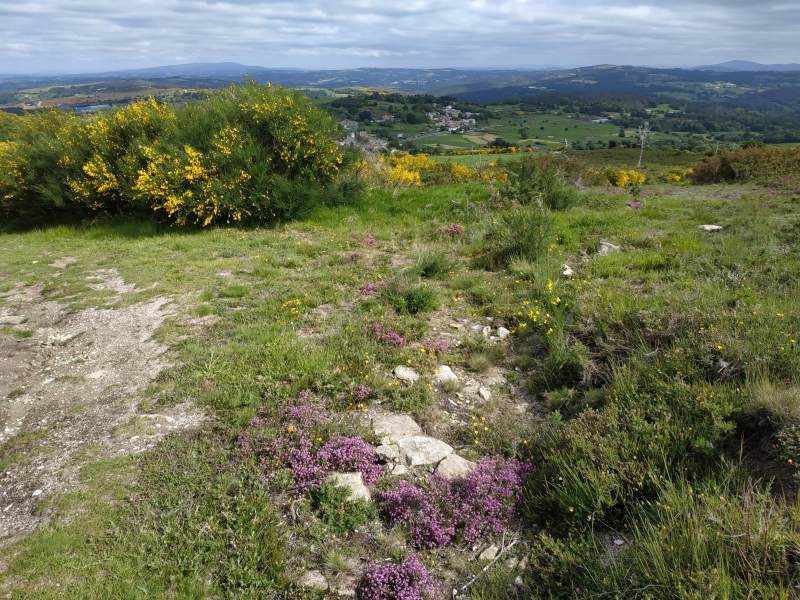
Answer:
[0,268,203,546]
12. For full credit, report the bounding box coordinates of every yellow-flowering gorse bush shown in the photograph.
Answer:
[379,153,506,190]
[606,169,647,188]
[1,83,359,227]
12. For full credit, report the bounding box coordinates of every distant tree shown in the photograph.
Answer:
[518,126,529,139]
[358,110,373,123]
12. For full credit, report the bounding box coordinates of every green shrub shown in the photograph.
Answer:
[313,482,377,535]
[477,206,553,270]
[415,252,453,279]
[0,82,362,228]
[499,159,583,210]
[526,357,741,527]
[691,146,800,184]
[382,280,439,315]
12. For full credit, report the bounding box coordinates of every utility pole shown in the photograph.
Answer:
[637,120,650,168]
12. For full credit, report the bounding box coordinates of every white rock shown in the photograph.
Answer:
[0,314,26,326]
[479,544,499,561]
[397,435,453,467]
[478,387,492,401]
[373,414,422,444]
[613,538,625,547]
[700,224,723,232]
[496,327,511,340]
[470,324,483,333]
[300,570,329,591]
[327,472,371,501]
[436,454,476,478]
[482,326,492,338]
[434,365,459,385]
[375,444,400,461]
[31,489,42,497]
[597,241,621,255]
[391,464,409,476]
[393,366,420,383]
[514,575,524,587]
[562,264,575,277]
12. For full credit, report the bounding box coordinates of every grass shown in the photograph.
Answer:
[2,154,799,598]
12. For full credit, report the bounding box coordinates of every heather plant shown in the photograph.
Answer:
[238,396,382,494]
[357,555,436,600]
[443,223,465,237]
[379,457,531,549]
[366,321,408,347]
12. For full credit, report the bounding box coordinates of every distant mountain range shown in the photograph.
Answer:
[3,63,800,117]
[694,60,800,72]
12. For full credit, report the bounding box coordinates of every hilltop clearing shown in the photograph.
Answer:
[2,153,799,597]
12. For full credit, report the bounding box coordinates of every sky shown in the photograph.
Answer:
[0,0,798,74]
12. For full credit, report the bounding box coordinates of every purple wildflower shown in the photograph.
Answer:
[357,555,435,600]
[366,322,407,347]
[355,384,372,402]
[317,436,383,485]
[421,338,449,354]
[378,457,531,549]
[365,232,379,246]
[360,281,387,297]
[443,223,465,237]
[239,394,384,494]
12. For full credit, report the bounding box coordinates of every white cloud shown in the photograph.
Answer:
[0,0,797,73]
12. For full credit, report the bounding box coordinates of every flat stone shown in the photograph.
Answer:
[434,365,459,385]
[49,256,78,269]
[393,365,420,383]
[375,444,400,461]
[597,241,621,255]
[700,224,723,232]
[479,544,499,561]
[330,575,357,597]
[496,327,511,340]
[327,472,371,501]
[300,570,329,591]
[397,435,453,467]
[391,464,409,476]
[373,414,422,444]
[478,387,492,401]
[436,454,476,478]
[0,315,26,326]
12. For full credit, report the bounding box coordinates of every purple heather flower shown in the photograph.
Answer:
[443,223,465,237]
[357,555,435,600]
[378,457,532,549]
[366,322,407,347]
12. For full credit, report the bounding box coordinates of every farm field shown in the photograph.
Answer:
[2,148,800,597]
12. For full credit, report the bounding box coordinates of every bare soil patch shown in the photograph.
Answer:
[0,272,203,546]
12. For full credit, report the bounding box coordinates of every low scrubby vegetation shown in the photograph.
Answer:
[691,145,800,184]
